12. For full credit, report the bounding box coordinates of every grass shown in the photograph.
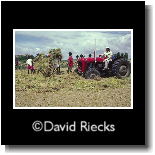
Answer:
[15,68,131,107]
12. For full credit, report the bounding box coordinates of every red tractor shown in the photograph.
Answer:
[75,52,131,79]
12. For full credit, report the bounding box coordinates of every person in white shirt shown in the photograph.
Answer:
[103,47,113,69]
[26,57,34,74]
[53,57,61,74]
[26,58,32,66]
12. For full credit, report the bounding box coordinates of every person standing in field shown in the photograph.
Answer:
[26,56,34,74]
[103,47,113,69]
[67,52,73,73]
[55,56,61,74]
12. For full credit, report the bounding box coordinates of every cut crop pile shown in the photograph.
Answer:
[34,48,62,77]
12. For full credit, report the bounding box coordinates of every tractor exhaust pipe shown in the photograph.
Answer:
[94,39,96,63]
[94,50,96,62]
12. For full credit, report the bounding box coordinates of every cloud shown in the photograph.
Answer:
[15,30,131,59]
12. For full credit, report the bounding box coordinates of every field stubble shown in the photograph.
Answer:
[15,68,131,107]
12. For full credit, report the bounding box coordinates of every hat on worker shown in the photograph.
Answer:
[69,52,72,56]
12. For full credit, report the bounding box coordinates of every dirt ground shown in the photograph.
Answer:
[15,68,131,107]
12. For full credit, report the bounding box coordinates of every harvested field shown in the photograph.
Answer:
[15,68,131,107]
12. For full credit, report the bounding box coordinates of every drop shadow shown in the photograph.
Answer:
[5,5,152,153]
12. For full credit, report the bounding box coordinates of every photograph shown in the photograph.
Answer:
[2,0,146,146]
[13,29,133,109]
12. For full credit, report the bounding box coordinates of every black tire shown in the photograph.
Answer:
[74,68,82,75]
[74,68,78,73]
[85,68,100,79]
[112,58,131,78]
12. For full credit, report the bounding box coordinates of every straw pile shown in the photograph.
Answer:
[34,48,62,77]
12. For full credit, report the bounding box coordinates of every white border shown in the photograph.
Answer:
[13,29,133,109]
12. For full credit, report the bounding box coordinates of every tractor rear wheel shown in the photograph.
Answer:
[112,58,131,78]
[85,68,100,79]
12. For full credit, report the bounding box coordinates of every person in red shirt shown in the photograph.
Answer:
[67,52,73,73]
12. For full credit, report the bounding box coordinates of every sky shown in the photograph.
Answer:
[15,30,132,60]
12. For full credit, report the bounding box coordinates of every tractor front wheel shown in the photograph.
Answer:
[85,68,100,79]
[74,68,78,73]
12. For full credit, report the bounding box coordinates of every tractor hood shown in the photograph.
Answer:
[78,57,106,63]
